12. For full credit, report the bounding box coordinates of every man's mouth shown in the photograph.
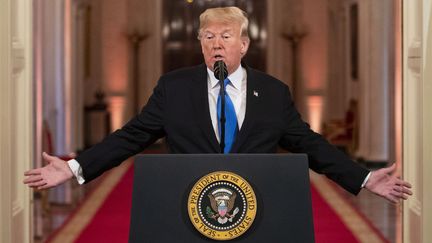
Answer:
[214,54,224,60]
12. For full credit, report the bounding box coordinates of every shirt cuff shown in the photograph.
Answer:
[67,159,85,185]
[361,171,371,188]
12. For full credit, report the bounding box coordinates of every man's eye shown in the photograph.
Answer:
[223,35,231,39]
[205,34,214,40]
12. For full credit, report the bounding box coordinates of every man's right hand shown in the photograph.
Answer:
[23,152,74,190]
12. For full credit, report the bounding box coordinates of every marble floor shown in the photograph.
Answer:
[337,185,399,242]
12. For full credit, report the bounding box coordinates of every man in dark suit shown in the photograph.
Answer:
[24,7,412,202]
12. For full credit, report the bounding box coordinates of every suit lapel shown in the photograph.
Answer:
[190,64,220,152]
[231,66,260,153]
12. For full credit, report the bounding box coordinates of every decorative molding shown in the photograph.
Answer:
[407,57,422,77]
[407,40,422,76]
[407,39,422,58]
[11,44,25,74]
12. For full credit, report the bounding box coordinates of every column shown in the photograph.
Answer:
[127,0,162,118]
[100,0,129,127]
[356,0,394,162]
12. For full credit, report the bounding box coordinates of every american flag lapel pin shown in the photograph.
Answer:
[253,90,259,97]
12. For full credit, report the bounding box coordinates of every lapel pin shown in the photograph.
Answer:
[253,90,259,97]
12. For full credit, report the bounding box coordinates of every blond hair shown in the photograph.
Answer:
[197,7,249,40]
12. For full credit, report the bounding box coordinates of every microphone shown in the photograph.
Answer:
[213,60,228,153]
[214,60,228,81]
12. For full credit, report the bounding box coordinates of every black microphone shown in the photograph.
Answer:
[214,60,228,81]
[213,61,228,153]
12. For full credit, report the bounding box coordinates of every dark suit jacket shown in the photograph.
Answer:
[76,64,369,195]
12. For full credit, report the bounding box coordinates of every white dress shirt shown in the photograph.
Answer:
[207,65,247,141]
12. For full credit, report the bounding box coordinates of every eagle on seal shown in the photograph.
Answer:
[207,188,239,224]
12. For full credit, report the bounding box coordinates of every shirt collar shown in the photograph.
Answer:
[207,64,243,90]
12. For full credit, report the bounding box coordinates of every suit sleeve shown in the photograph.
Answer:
[75,78,167,183]
[278,86,369,195]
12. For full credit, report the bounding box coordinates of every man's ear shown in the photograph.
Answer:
[240,38,250,56]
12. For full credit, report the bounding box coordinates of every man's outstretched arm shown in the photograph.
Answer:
[23,77,167,189]
[23,152,73,190]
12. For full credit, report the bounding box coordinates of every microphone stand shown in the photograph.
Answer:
[219,69,226,154]
[215,61,227,154]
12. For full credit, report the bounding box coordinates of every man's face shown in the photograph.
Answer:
[200,21,249,75]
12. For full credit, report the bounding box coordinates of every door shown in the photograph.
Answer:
[0,0,33,242]
[403,0,432,242]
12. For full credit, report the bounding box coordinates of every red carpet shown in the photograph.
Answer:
[310,185,358,242]
[58,165,384,243]
[74,167,134,243]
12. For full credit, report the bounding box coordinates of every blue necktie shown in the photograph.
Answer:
[217,78,238,153]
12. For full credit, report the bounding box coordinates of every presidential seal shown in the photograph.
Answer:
[187,171,257,241]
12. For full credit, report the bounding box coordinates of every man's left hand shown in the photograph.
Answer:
[365,163,413,203]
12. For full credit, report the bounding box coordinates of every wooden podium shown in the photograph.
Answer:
[129,154,314,243]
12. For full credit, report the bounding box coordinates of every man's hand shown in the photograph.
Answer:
[23,152,74,190]
[365,163,413,203]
